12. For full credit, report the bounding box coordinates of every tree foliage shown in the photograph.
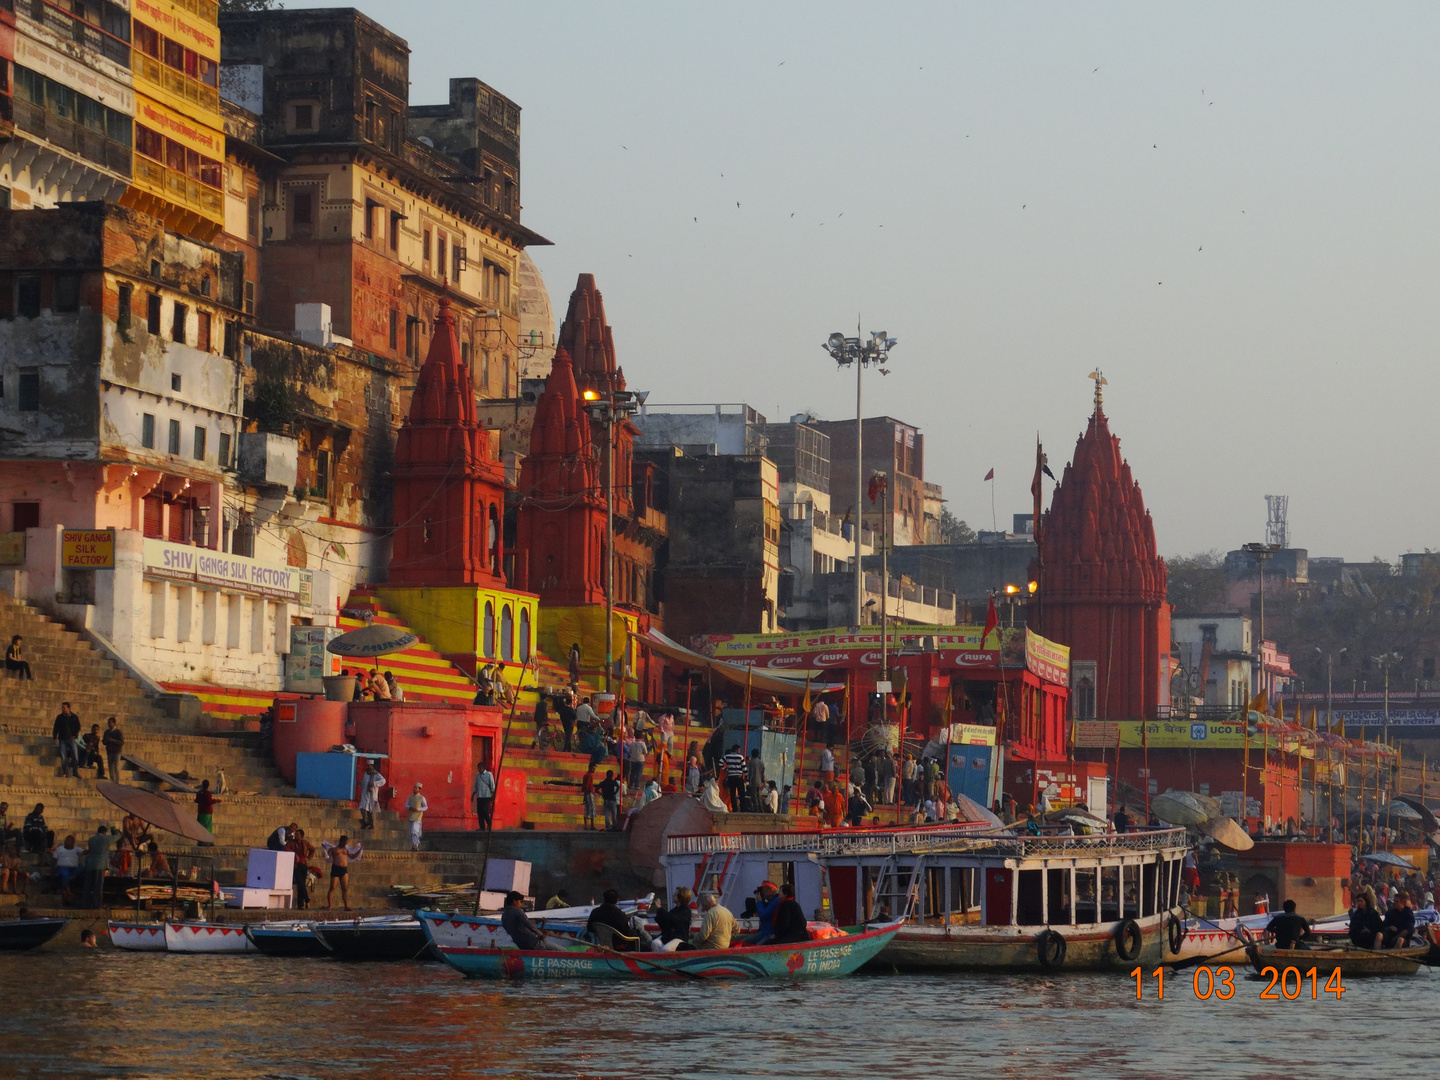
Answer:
[938,508,977,545]
[1165,550,1229,614]
[219,0,283,13]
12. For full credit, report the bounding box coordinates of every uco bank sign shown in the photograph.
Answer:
[143,539,300,601]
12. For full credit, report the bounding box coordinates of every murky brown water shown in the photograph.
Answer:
[1,950,1436,1079]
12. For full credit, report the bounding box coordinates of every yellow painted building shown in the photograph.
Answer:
[377,583,540,674]
[122,0,225,239]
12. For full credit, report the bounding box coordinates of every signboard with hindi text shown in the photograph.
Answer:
[1073,721,1119,748]
[62,530,115,569]
[1024,628,1069,684]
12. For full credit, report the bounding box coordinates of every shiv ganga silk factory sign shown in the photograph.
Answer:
[143,539,301,601]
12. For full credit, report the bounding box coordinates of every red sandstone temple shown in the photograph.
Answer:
[1036,381,1171,723]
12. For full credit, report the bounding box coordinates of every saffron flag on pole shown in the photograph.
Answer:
[982,593,999,649]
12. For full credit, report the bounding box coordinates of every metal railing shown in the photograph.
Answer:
[665,824,1188,858]
[133,53,220,115]
[133,154,223,218]
[14,98,132,176]
[33,1,130,67]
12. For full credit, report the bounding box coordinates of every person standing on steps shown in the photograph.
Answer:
[194,780,217,844]
[555,692,577,753]
[580,766,598,830]
[472,762,496,831]
[5,635,33,680]
[285,827,316,910]
[405,782,428,851]
[52,703,81,779]
[81,724,105,778]
[358,762,385,830]
[321,835,363,911]
[101,717,124,784]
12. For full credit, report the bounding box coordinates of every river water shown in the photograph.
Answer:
[2,950,1435,1079]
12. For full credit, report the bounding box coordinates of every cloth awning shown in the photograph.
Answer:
[634,629,841,697]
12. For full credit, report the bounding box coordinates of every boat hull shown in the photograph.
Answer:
[0,917,68,951]
[246,923,330,957]
[422,918,900,980]
[164,921,255,953]
[312,922,431,961]
[107,922,169,951]
[873,917,1174,972]
[1246,943,1428,977]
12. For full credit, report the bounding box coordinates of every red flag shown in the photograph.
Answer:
[983,593,998,646]
[983,468,994,482]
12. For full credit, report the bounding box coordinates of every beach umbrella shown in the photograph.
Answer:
[95,781,216,844]
[326,624,417,658]
[1395,797,1440,840]
[1152,791,1210,827]
[1048,807,1110,831]
[1199,816,1253,851]
[1360,851,1416,870]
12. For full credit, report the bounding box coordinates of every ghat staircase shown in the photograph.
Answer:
[0,591,475,907]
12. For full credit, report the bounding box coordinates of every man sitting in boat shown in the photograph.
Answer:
[1349,887,1383,949]
[653,887,694,951]
[693,892,737,950]
[1264,899,1312,950]
[747,882,781,944]
[501,890,554,950]
[771,883,811,945]
[1379,892,1416,949]
[587,889,651,951]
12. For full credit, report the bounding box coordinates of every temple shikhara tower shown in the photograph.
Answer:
[1036,376,1171,723]
[381,297,538,679]
[515,274,665,689]
[389,298,508,587]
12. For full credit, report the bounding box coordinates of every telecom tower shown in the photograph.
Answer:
[1265,495,1289,549]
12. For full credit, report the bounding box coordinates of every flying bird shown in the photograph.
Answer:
[1093,67,1100,73]
[621,145,627,150]
[879,368,891,376]
[778,61,785,66]
[790,212,795,218]
[736,201,740,208]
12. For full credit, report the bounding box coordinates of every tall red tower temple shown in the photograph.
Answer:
[514,343,604,605]
[1037,380,1171,722]
[388,297,508,586]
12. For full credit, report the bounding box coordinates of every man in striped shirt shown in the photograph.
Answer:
[722,745,746,812]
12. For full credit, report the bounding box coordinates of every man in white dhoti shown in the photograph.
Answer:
[405,782,428,850]
[358,761,386,831]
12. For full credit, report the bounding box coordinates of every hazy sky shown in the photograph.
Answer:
[291,1,1440,561]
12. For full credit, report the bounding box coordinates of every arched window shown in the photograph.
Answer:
[488,504,501,574]
[482,602,495,658]
[500,605,514,662]
[519,607,531,662]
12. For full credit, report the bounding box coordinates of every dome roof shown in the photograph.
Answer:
[517,251,556,381]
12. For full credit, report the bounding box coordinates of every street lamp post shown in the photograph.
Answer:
[584,388,644,693]
[822,328,897,625]
[1241,542,1281,701]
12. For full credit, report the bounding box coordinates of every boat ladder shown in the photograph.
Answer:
[866,853,926,924]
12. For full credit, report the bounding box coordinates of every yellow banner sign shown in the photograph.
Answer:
[135,94,223,158]
[133,0,220,60]
[1116,718,1250,749]
[62,529,115,569]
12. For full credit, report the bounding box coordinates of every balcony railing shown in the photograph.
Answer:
[133,53,220,115]
[14,97,132,176]
[168,0,219,24]
[32,0,131,67]
[133,154,223,219]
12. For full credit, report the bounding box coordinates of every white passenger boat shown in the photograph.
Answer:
[662,823,1192,971]
[107,921,169,951]
[163,920,256,953]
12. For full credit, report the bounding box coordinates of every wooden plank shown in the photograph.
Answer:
[121,753,197,793]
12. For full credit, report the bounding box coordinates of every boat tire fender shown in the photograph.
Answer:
[1115,919,1143,961]
[1166,912,1186,955]
[1037,929,1067,969]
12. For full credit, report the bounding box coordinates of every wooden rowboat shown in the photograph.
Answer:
[163,920,255,953]
[419,912,901,981]
[245,921,330,957]
[1245,941,1429,977]
[107,921,169,951]
[0,917,68,951]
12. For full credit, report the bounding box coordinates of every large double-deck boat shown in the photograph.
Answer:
[662,822,1191,971]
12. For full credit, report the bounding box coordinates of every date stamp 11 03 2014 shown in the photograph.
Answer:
[1131,965,1346,1000]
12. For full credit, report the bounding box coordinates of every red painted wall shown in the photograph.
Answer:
[350,701,523,830]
